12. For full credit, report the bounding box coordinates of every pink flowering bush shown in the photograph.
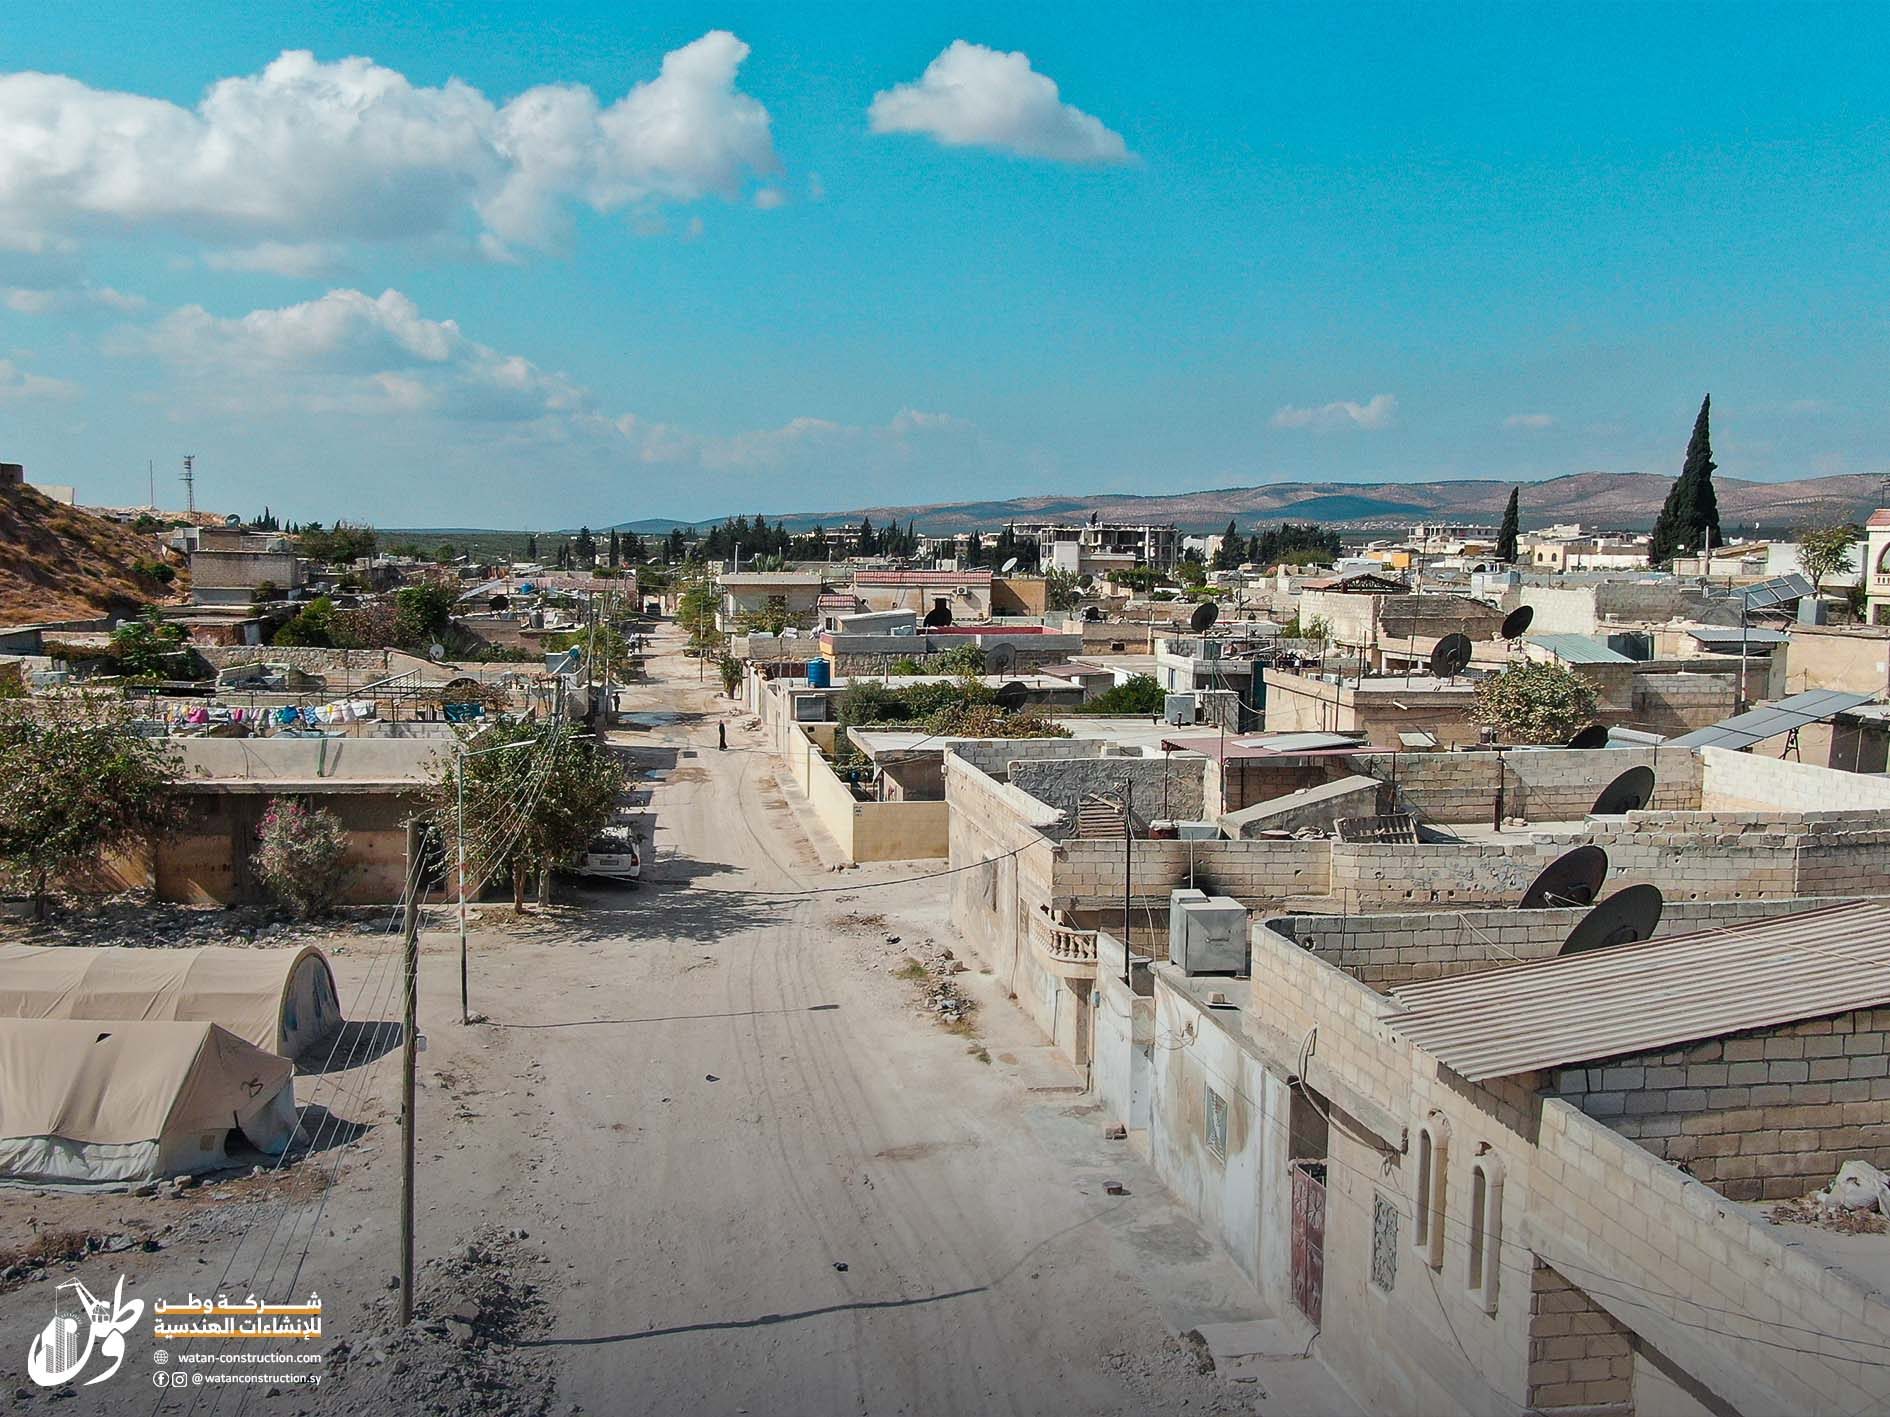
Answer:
[253,799,350,918]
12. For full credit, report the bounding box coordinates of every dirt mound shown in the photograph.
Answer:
[0,483,186,623]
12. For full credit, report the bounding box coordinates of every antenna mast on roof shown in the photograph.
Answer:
[181,454,196,517]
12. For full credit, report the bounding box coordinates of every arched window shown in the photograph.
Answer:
[1412,1112,1449,1271]
[1468,1151,1506,1315]
[1877,541,1890,574]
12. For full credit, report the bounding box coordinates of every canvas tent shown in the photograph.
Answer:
[0,1019,296,1183]
[0,944,339,1059]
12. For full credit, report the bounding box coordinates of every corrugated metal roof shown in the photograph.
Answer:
[1685,627,1791,648]
[1382,900,1890,1081]
[1527,633,1634,665]
[1667,688,1877,749]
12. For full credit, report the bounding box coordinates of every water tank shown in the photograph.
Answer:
[1173,897,1250,976]
[1163,693,1197,726]
[806,658,832,688]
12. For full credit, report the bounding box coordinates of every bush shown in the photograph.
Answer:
[252,799,351,918]
[1075,673,1166,716]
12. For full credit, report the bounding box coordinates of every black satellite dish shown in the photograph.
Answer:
[1499,605,1534,640]
[923,604,953,628]
[1429,633,1473,678]
[1591,765,1655,816]
[1083,606,1102,622]
[1520,845,1610,910]
[1566,723,1611,750]
[994,680,1029,712]
[1559,884,1664,956]
[986,640,1017,671]
[1189,600,1220,634]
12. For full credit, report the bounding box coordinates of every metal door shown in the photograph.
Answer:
[1290,1159,1327,1327]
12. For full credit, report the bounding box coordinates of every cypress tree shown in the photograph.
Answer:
[1650,395,1723,564]
[1497,487,1520,563]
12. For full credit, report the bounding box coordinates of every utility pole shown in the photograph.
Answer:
[147,459,154,510]
[399,817,421,1327]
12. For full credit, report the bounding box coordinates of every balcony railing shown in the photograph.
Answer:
[1035,919,1100,976]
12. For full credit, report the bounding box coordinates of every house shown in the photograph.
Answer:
[187,530,305,607]
[1024,520,1179,574]
[716,570,828,634]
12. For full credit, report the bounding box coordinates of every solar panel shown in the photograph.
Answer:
[1667,689,1877,749]
[1739,573,1814,611]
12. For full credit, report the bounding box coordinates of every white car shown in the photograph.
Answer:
[570,826,641,882]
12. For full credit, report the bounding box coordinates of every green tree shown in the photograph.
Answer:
[855,517,877,556]
[1649,394,1723,565]
[1075,674,1166,715]
[394,584,455,650]
[574,526,598,563]
[525,533,539,560]
[932,641,987,676]
[272,595,338,647]
[252,799,350,918]
[431,720,627,912]
[1796,522,1859,592]
[1213,520,1242,571]
[1497,487,1520,563]
[717,652,742,697]
[1044,569,1083,611]
[608,529,621,567]
[110,609,193,677]
[1470,660,1600,745]
[295,521,378,564]
[0,698,177,917]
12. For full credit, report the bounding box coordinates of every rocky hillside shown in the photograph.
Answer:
[0,484,186,624]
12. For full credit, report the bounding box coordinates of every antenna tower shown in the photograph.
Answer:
[181,455,196,517]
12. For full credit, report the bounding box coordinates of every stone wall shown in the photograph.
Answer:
[1628,670,1739,735]
[1006,753,1207,832]
[1527,1261,1634,1413]
[1221,774,1385,837]
[1550,1007,1890,1202]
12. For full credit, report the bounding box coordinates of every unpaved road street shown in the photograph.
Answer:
[2,628,1313,1416]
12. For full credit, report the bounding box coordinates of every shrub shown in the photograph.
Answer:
[1470,660,1599,745]
[252,799,351,918]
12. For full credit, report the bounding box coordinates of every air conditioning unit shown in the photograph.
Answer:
[1164,693,1198,726]
[1172,897,1250,976]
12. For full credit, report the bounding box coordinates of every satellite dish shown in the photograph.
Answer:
[922,604,953,628]
[1521,845,1610,910]
[1083,607,1102,622]
[1566,723,1611,750]
[1590,765,1655,816]
[1429,633,1473,678]
[994,680,1029,712]
[1499,606,1535,640]
[1559,884,1664,956]
[986,641,1018,671]
[1188,600,1220,634]
[1000,557,1020,575]
[428,642,446,661]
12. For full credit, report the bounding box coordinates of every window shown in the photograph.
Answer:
[1467,1152,1505,1315]
[1413,1112,1449,1271]
[1371,1192,1399,1293]
[1205,1084,1229,1161]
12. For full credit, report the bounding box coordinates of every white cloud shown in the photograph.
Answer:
[0,32,775,259]
[203,241,346,278]
[1503,412,1555,430]
[752,186,787,210]
[1785,398,1833,416]
[3,282,144,314]
[112,287,972,475]
[1270,393,1397,431]
[869,41,1129,163]
[0,356,75,401]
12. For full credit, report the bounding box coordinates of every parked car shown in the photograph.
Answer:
[567,825,641,883]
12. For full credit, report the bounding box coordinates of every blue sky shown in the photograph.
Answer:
[1,2,1886,527]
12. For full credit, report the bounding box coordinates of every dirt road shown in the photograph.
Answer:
[1,629,1332,1416]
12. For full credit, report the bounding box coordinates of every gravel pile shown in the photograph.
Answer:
[3,898,388,950]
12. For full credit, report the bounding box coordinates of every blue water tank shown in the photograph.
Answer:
[806,658,831,688]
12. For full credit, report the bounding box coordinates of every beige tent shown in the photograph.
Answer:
[0,1018,297,1183]
[0,944,340,1059]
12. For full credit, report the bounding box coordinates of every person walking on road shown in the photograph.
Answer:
[718,720,727,751]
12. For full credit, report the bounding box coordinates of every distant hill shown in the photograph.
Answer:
[716,471,1884,536]
[0,484,185,624]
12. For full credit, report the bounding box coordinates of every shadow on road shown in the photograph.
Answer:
[519,1286,988,1347]
[496,1002,840,1030]
[554,880,793,947]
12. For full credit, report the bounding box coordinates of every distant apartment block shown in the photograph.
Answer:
[1024,519,1178,574]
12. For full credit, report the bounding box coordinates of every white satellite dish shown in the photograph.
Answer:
[429,642,446,661]
[1000,557,1019,575]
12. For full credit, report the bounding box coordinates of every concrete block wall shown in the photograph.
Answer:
[1701,744,1890,812]
[948,738,1102,778]
[1630,672,1739,734]
[1327,840,1567,911]
[1052,837,1331,911]
[1573,814,1890,902]
[1550,1008,1890,1202]
[1527,1261,1633,1413]
[1354,746,1702,826]
[1221,774,1384,837]
[1270,896,1861,989]
[1209,755,1335,816]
